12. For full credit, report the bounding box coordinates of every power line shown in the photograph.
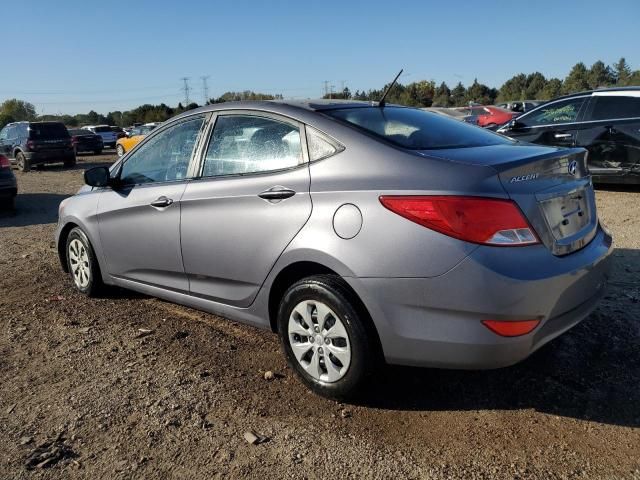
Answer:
[201,76,210,105]
[180,77,191,105]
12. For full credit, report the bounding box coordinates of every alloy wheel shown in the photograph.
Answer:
[68,238,90,288]
[287,300,351,383]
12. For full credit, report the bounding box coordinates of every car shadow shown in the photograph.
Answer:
[356,247,640,428]
[0,193,70,227]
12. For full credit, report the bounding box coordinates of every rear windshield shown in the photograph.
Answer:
[93,126,112,133]
[325,107,511,150]
[29,123,70,139]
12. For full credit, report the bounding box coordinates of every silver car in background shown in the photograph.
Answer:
[56,100,612,398]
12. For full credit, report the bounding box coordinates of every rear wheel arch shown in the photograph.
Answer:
[267,261,384,361]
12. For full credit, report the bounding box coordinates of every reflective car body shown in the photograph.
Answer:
[56,100,612,369]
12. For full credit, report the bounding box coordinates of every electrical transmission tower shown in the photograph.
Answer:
[201,76,210,105]
[180,77,191,106]
[322,80,330,98]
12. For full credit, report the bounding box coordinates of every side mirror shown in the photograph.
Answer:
[84,166,111,187]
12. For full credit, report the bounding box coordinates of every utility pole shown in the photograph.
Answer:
[201,75,210,105]
[180,77,191,106]
[322,80,330,98]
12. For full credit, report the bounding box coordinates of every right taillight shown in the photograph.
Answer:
[0,155,10,169]
[379,195,539,246]
[25,140,35,151]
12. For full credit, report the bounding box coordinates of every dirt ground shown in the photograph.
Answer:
[1,153,639,479]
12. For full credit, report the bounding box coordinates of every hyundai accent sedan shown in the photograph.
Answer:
[56,100,612,398]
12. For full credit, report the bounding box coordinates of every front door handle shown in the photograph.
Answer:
[554,133,572,139]
[258,187,296,201]
[150,196,173,208]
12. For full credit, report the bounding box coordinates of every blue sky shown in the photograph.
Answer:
[2,0,639,114]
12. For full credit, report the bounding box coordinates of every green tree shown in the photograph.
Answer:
[540,78,563,100]
[432,82,451,107]
[497,73,528,102]
[613,57,632,85]
[0,113,16,128]
[525,72,547,99]
[563,62,590,94]
[588,60,614,89]
[465,79,496,105]
[450,82,466,106]
[0,99,36,122]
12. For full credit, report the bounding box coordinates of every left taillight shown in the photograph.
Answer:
[379,195,539,246]
[0,154,10,169]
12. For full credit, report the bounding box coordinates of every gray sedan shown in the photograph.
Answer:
[56,100,612,398]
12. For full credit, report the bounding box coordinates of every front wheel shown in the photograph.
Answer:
[66,227,104,296]
[116,144,125,157]
[277,275,378,400]
[64,156,77,168]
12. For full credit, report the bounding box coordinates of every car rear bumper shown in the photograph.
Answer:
[24,149,75,164]
[346,224,613,369]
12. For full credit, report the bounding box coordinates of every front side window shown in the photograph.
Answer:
[120,116,205,185]
[202,115,303,177]
[518,98,585,127]
[591,95,640,121]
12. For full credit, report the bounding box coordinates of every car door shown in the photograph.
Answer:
[180,111,311,307]
[96,114,207,292]
[575,92,640,179]
[499,96,589,148]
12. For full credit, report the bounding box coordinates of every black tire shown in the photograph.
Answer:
[65,227,104,297]
[16,152,30,172]
[94,149,103,155]
[64,156,77,168]
[1,196,15,211]
[277,274,378,400]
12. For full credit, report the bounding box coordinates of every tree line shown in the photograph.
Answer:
[331,57,639,107]
[1,57,638,129]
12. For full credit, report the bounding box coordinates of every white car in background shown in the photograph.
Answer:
[82,125,117,149]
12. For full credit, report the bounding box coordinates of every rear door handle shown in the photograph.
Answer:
[554,133,572,139]
[258,187,296,201]
[150,196,173,208]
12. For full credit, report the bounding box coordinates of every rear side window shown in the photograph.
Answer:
[28,123,70,139]
[590,95,640,120]
[325,107,511,150]
[202,115,303,177]
[306,127,341,161]
[93,126,112,133]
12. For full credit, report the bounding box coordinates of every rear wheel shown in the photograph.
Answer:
[1,196,15,211]
[16,152,30,172]
[94,149,103,155]
[116,144,125,157]
[277,275,378,399]
[66,227,104,296]
[64,156,77,168]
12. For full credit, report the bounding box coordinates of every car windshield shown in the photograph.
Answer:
[93,126,112,133]
[29,123,70,139]
[325,107,511,150]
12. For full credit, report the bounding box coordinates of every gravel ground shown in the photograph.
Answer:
[0,154,639,479]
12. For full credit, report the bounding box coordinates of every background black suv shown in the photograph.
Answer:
[498,87,640,184]
[0,121,76,171]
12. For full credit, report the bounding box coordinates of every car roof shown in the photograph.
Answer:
[557,86,640,100]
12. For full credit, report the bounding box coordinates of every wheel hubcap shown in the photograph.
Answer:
[69,239,90,288]
[288,300,351,383]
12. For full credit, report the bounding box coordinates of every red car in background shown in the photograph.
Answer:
[460,105,518,130]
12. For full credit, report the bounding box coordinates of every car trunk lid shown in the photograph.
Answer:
[419,144,598,255]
